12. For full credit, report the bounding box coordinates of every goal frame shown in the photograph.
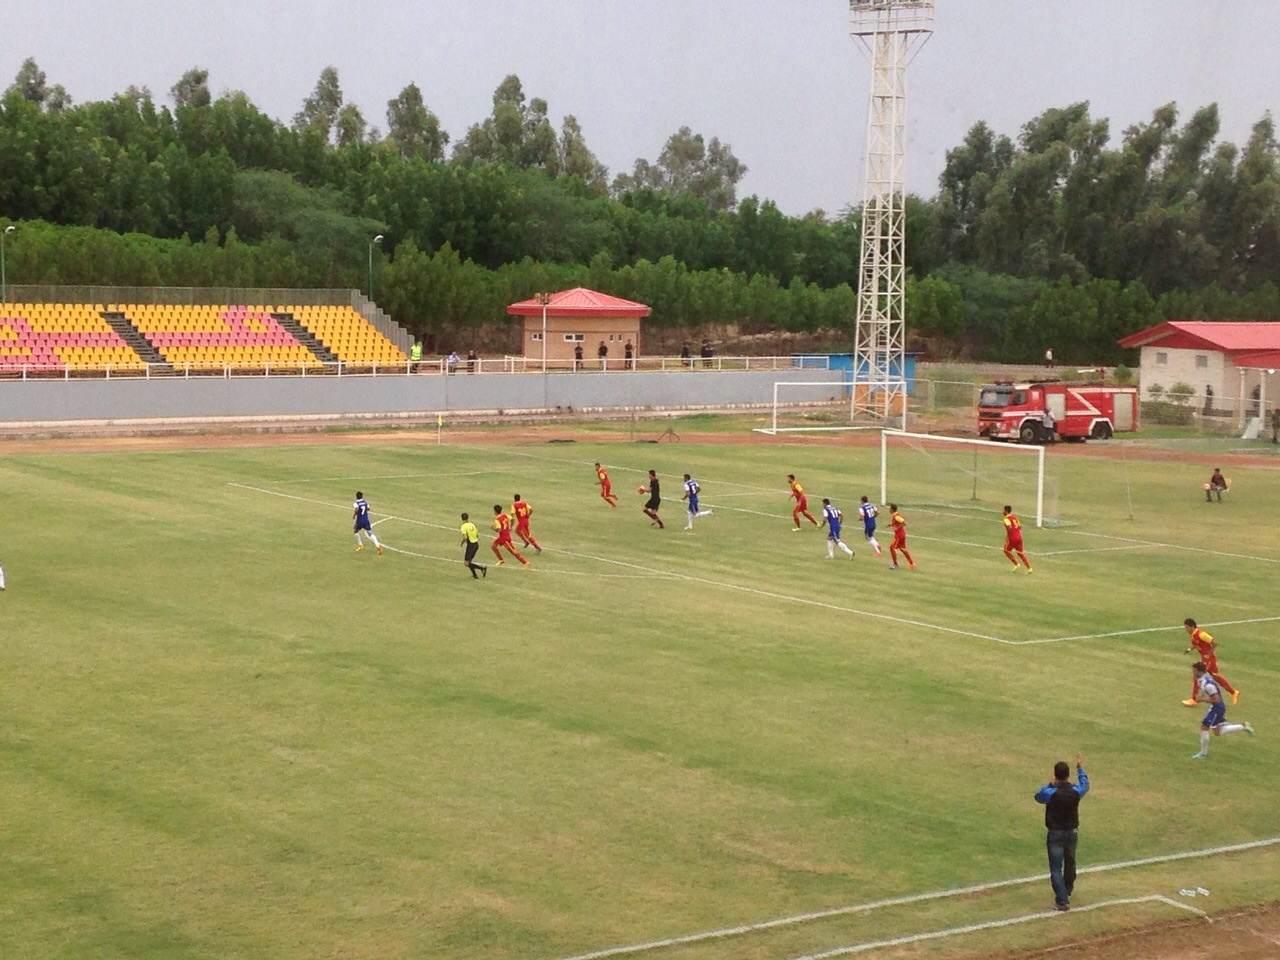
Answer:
[880,429,1046,527]
[754,380,867,436]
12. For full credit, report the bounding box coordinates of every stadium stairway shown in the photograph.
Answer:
[272,312,339,364]
[102,310,171,371]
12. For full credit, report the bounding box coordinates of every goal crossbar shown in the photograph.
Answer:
[880,429,1046,527]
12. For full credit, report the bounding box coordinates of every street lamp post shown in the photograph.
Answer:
[368,234,384,302]
[1,225,14,303]
[535,292,552,373]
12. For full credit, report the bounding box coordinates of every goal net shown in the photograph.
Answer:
[754,380,862,435]
[880,430,1058,527]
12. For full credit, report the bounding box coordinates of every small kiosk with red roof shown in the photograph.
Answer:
[506,287,651,368]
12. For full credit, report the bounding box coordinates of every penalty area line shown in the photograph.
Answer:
[548,836,1273,960]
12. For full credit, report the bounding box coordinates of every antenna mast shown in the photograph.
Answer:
[849,1,934,428]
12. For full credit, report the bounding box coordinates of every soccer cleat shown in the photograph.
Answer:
[1026,566,1033,574]
[1191,752,1209,759]
[908,562,916,570]
[1054,902,1070,912]
[1244,723,1255,736]
[496,559,505,565]
[849,551,855,560]
[888,564,898,570]
[480,566,487,578]
[355,544,364,551]
[1231,690,1239,705]
[1010,563,1021,572]
[535,547,542,554]
[792,526,803,532]
[376,545,383,555]
[873,547,882,557]
[521,560,530,567]
[1182,698,1197,706]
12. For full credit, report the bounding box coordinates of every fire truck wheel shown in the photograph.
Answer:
[1090,422,1113,440]
[1019,422,1041,444]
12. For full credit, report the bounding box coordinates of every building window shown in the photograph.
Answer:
[1156,351,1168,365]
[1195,354,1208,368]
[531,332,543,342]
[563,333,584,342]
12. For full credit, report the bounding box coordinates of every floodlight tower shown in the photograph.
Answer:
[849,0,933,428]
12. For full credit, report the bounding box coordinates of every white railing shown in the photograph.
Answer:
[0,354,834,381]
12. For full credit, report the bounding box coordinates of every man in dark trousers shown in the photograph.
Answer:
[1034,751,1089,911]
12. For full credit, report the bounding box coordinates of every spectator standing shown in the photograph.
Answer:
[467,349,477,374]
[410,341,422,368]
[624,340,634,370]
[574,343,584,371]
[597,340,608,371]
[1272,407,1279,443]
[680,341,692,367]
[446,350,459,375]
[700,338,713,368]
[1033,752,1088,912]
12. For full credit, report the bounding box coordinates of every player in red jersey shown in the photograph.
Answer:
[787,474,819,529]
[510,494,542,553]
[1182,618,1238,706]
[1002,505,1032,573]
[594,462,619,507]
[887,503,915,570]
[491,504,530,566]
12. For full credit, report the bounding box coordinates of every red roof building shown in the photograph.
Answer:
[1117,320,1280,420]
[506,287,651,369]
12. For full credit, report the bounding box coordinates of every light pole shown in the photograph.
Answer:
[368,234,383,302]
[1,225,14,303]
[535,291,551,373]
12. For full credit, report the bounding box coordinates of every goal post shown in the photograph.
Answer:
[880,429,1048,527]
[754,380,861,436]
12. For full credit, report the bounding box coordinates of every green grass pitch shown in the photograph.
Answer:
[1,431,1277,959]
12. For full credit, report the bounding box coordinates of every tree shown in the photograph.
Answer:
[614,126,747,212]
[385,82,448,161]
[170,68,211,109]
[453,75,560,173]
[335,103,367,147]
[558,115,608,193]
[293,66,344,144]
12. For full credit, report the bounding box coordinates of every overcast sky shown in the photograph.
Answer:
[5,1,1279,217]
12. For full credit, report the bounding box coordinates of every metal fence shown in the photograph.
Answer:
[0,354,827,381]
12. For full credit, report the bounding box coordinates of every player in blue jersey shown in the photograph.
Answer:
[352,491,384,555]
[821,498,854,559]
[682,474,713,530]
[1190,661,1254,758]
[858,495,882,557]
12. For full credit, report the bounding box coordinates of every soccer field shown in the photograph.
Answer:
[2,429,1278,960]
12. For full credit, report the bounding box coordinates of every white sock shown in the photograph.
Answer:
[867,536,880,551]
[1200,730,1211,753]
[697,510,712,516]
[826,543,834,558]
[355,532,363,546]
[369,532,381,548]
[1219,723,1245,735]
[839,540,853,556]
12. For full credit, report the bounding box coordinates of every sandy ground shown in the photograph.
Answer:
[6,415,1278,959]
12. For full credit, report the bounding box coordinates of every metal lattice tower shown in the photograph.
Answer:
[849,1,933,427]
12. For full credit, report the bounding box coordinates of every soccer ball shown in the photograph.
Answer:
[637,485,648,494]
[1203,483,1211,491]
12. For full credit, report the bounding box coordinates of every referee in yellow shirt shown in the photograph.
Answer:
[460,513,487,579]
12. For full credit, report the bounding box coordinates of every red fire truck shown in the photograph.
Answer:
[977,380,1140,443]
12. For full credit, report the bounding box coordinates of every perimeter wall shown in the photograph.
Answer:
[0,369,845,424]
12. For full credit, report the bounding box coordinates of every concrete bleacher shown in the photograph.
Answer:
[0,302,407,373]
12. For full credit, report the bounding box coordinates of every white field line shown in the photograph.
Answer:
[786,894,1209,960]
[1062,529,1280,565]
[229,482,1278,647]
[549,837,1275,960]
[274,471,490,484]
